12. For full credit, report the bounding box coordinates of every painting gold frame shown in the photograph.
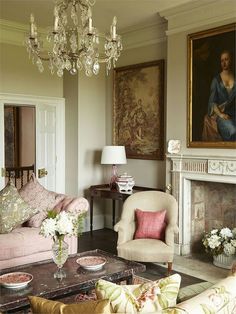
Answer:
[113,60,164,160]
[187,23,236,148]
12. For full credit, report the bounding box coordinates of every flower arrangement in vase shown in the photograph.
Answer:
[40,209,86,278]
[202,227,236,269]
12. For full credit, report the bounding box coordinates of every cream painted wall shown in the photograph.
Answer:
[104,41,167,227]
[78,68,107,230]
[106,41,167,190]
[63,72,79,196]
[0,43,62,97]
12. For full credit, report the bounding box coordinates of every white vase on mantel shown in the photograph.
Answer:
[213,254,235,269]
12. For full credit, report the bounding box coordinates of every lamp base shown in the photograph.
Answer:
[110,164,118,191]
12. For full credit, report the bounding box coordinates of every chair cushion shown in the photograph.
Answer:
[28,296,112,314]
[19,174,64,227]
[134,209,166,240]
[0,182,38,233]
[96,274,181,313]
[117,239,173,262]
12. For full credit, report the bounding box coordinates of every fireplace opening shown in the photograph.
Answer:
[191,181,236,254]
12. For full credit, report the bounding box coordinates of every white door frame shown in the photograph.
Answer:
[0,93,65,193]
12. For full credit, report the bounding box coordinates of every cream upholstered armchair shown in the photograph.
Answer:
[114,191,179,274]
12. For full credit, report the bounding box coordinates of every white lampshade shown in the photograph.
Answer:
[101,146,127,165]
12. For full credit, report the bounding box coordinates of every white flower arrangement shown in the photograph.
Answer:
[40,209,86,241]
[202,227,236,257]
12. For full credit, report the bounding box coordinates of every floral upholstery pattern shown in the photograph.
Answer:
[0,181,38,233]
[95,274,181,313]
[19,174,64,227]
[174,274,236,314]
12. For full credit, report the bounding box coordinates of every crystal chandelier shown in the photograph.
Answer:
[25,0,122,77]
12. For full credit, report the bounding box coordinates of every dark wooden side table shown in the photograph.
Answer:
[89,184,163,233]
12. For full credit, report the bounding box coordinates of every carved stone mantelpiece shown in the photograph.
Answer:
[208,160,236,176]
[167,154,236,256]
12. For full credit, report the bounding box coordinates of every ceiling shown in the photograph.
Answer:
[0,0,193,33]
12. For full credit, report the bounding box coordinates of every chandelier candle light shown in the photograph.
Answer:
[101,146,127,191]
[26,0,122,77]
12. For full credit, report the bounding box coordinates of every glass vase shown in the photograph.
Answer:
[52,236,69,279]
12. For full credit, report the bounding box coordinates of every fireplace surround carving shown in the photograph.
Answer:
[167,154,236,255]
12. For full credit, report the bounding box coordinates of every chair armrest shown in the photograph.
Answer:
[165,223,179,247]
[114,220,135,246]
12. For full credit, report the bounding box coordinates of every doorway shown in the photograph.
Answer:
[4,105,35,188]
[0,93,65,193]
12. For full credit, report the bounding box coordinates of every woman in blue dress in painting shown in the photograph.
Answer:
[208,50,236,141]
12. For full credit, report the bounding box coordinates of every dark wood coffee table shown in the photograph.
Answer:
[0,249,145,313]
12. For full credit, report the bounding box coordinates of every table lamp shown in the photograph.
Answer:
[101,146,127,190]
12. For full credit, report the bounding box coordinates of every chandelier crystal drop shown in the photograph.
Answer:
[25,0,123,77]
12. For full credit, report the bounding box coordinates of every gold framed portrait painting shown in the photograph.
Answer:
[187,23,236,148]
[113,60,164,160]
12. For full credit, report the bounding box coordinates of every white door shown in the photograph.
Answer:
[36,105,56,191]
[0,94,65,193]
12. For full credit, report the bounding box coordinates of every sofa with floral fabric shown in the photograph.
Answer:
[27,265,236,314]
[0,174,89,270]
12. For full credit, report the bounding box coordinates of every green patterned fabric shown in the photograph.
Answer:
[95,274,181,313]
[0,182,38,233]
[177,281,213,303]
[96,279,139,313]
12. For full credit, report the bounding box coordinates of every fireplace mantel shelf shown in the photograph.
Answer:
[167,154,236,178]
[166,154,236,161]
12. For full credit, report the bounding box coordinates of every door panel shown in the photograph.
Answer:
[36,105,56,191]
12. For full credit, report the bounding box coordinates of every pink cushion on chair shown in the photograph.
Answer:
[134,209,166,240]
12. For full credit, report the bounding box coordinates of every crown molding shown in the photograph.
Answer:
[0,19,49,47]
[159,0,236,35]
[121,20,167,50]
[0,19,27,46]
[0,18,167,50]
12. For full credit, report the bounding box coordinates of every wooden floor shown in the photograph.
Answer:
[79,228,204,287]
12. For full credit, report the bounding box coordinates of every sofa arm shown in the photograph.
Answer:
[54,196,89,216]
[175,274,236,314]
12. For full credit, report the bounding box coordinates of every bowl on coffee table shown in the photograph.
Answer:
[76,256,107,271]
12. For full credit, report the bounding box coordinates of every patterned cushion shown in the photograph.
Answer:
[134,209,166,240]
[28,296,112,314]
[177,281,212,303]
[0,181,38,233]
[19,174,64,227]
[175,275,236,314]
[95,274,181,313]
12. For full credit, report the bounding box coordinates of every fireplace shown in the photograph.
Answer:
[167,154,236,255]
